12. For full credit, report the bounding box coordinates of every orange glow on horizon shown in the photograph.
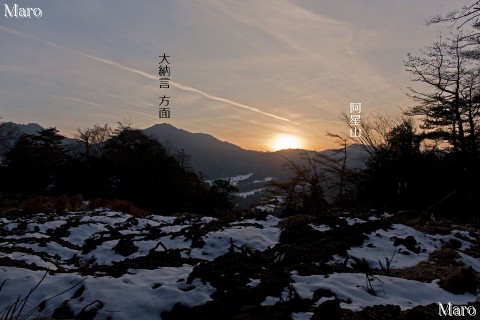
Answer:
[270,134,303,151]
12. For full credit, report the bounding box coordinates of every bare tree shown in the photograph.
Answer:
[460,68,480,152]
[312,133,350,205]
[405,34,479,155]
[268,152,328,216]
[427,1,480,52]
[75,124,112,158]
[341,111,403,157]
[175,148,192,171]
[75,127,95,159]
[428,2,480,26]
[91,124,112,157]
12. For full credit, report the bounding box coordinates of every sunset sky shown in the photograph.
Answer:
[0,0,472,151]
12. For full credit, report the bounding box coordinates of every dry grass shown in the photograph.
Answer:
[390,248,462,282]
[19,195,149,217]
[389,248,479,294]
[88,198,149,217]
[22,195,84,215]
[107,199,149,217]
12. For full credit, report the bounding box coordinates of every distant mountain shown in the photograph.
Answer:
[0,122,44,135]
[2,121,368,180]
[0,122,76,146]
[0,122,44,157]
[144,123,368,179]
[144,123,276,178]
[14,122,44,135]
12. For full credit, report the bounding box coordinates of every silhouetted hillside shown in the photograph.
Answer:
[144,123,367,179]
[144,123,273,178]
[2,121,368,180]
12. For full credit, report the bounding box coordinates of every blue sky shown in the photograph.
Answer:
[0,0,472,151]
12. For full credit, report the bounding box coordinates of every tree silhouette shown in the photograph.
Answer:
[405,34,479,155]
[1,123,234,215]
[208,179,239,215]
[269,152,328,216]
[3,128,68,194]
[74,124,112,159]
[0,121,19,157]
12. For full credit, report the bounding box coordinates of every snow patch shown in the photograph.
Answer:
[0,266,215,320]
[187,216,280,261]
[235,188,264,198]
[457,251,480,272]
[64,223,109,246]
[292,273,477,311]
[309,224,332,232]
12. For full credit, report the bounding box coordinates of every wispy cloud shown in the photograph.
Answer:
[70,53,299,124]
[0,25,297,125]
[43,94,105,109]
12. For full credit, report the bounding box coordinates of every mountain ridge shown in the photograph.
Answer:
[145,123,312,179]
[3,121,368,179]
[144,123,367,179]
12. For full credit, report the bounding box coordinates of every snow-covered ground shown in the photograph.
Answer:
[0,210,281,319]
[0,266,215,320]
[342,223,473,269]
[0,209,479,319]
[292,272,477,311]
[205,173,254,186]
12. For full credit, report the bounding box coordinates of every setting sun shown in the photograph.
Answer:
[271,135,302,151]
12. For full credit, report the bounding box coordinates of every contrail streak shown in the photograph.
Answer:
[170,82,297,123]
[69,51,298,124]
[0,25,297,124]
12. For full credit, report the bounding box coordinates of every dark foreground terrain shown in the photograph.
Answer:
[0,205,479,319]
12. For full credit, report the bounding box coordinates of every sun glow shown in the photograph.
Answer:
[271,134,302,151]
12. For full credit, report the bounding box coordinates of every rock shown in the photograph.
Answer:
[357,304,401,320]
[114,237,138,257]
[392,235,420,253]
[312,300,342,320]
[448,238,462,249]
[440,266,478,294]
